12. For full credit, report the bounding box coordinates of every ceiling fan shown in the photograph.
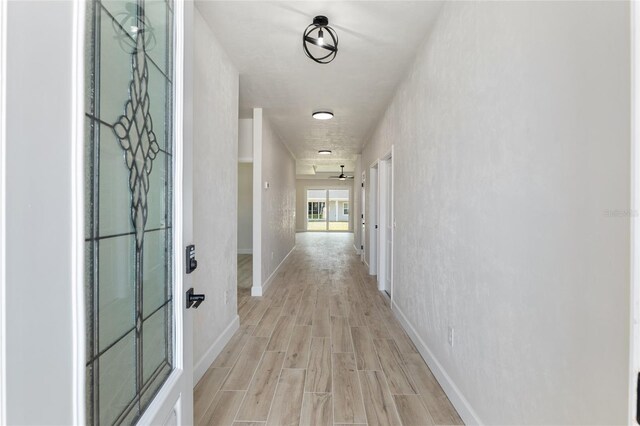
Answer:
[329,165,354,181]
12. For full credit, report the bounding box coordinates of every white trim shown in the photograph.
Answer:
[0,0,6,421]
[238,156,253,163]
[237,248,253,255]
[71,0,86,423]
[353,244,360,254]
[137,368,184,425]
[378,149,393,296]
[391,301,482,425]
[630,0,639,421]
[193,315,239,384]
[252,108,263,295]
[254,245,295,297]
[172,0,186,374]
[379,147,394,301]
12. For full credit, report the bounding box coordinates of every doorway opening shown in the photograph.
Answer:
[306,189,351,232]
[237,161,253,310]
[379,150,393,298]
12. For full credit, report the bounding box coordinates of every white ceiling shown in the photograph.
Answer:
[196,1,443,176]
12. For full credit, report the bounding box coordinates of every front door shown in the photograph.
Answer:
[84,1,191,424]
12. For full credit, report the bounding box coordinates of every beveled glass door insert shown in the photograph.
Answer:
[84,0,174,424]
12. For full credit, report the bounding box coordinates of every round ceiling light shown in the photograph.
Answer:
[303,16,338,64]
[312,111,334,120]
[318,150,332,155]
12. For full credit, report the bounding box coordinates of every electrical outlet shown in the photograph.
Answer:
[448,327,454,347]
[224,289,229,305]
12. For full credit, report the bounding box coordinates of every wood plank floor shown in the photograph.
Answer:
[238,254,252,289]
[196,233,464,426]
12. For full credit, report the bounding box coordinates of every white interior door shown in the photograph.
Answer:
[384,156,393,298]
[377,162,387,291]
[369,164,378,275]
[361,172,366,262]
[83,1,192,424]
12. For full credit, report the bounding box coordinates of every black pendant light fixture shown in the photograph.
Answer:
[303,16,338,64]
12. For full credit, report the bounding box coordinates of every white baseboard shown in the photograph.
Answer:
[262,245,295,294]
[237,248,252,255]
[251,245,295,297]
[391,301,482,426]
[193,315,239,385]
[353,244,360,254]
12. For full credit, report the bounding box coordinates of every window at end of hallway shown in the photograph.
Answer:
[343,202,349,215]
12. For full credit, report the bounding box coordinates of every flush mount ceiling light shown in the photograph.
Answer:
[303,16,338,64]
[318,150,332,155]
[312,110,334,120]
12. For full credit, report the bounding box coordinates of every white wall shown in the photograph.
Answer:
[238,118,253,161]
[192,8,239,382]
[361,2,631,424]
[237,163,253,253]
[260,117,296,286]
[4,2,78,423]
[295,179,353,232]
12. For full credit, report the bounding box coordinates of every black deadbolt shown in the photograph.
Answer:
[186,244,198,274]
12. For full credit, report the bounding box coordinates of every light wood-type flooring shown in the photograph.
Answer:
[238,254,252,289]
[196,233,464,426]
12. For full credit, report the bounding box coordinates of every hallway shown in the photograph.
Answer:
[195,233,463,426]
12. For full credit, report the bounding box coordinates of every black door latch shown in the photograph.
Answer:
[186,288,205,309]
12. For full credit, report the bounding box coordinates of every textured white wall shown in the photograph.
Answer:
[361,2,631,424]
[193,8,239,376]
[238,118,253,161]
[261,117,296,284]
[238,163,253,252]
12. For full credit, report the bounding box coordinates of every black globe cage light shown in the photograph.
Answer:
[303,16,338,64]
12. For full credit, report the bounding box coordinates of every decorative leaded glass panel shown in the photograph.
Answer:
[85,1,174,424]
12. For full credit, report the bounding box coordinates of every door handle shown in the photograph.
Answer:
[186,288,205,309]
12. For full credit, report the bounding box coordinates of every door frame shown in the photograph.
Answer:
[630,0,639,421]
[368,161,379,275]
[0,0,6,421]
[304,186,353,233]
[378,147,394,298]
[360,171,366,264]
